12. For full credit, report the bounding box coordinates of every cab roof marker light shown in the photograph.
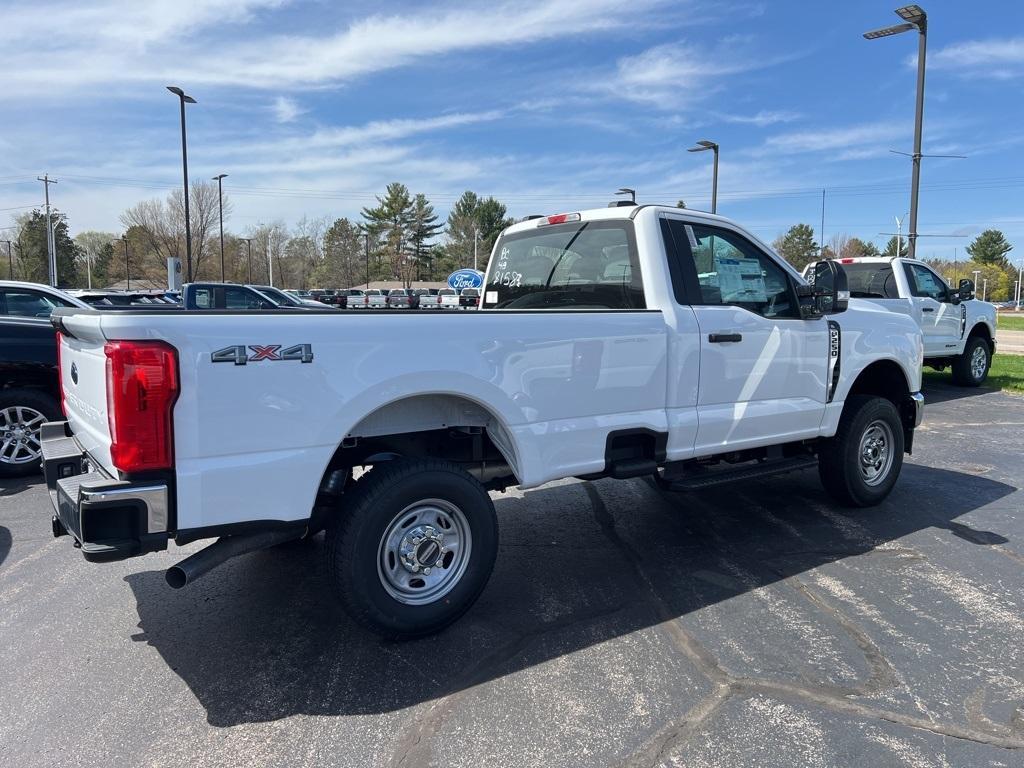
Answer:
[537,212,581,227]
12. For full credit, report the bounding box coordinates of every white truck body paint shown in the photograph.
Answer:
[55,206,923,533]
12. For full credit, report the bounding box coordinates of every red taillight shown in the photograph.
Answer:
[840,258,855,264]
[56,331,67,416]
[104,340,179,473]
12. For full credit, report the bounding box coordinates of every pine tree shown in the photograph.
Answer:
[361,182,414,279]
[441,190,513,274]
[883,236,909,258]
[16,210,82,286]
[772,224,818,271]
[409,194,443,281]
[966,230,1013,267]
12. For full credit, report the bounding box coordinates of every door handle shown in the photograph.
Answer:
[922,307,935,313]
[708,333,742,343]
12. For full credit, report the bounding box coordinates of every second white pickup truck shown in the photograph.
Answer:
[42,204,924,637]
[810,256,996,387]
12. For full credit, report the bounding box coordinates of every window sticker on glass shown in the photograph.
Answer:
[715,256,767,303]
[684,224,698,249]
[485,290,498,304]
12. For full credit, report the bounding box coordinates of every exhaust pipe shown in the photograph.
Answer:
[166,528,303,589]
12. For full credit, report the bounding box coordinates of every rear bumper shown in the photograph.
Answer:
[41,421,170,562]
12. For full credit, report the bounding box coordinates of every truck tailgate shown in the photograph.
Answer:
[57,314,116,475]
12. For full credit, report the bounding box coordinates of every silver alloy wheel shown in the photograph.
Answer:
[377,498,472,606]
[970,344,988,381]
[0,406,46,466]
[858,419,894,487]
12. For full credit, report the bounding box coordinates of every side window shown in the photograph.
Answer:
[1,289,59,317]
[678,223,798,319]
[193,288,214,309]
[225,287,264,309]
[905,264,948,301]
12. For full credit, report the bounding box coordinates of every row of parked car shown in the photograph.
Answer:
[294,287,481,310]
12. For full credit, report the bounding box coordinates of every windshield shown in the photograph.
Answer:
[482,220,644,309]
[841,263,900,299]
[257,286,299,305]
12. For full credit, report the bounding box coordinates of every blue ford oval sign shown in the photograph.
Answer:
[447,269,484,290]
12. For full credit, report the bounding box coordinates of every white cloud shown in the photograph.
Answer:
[718,110,802,127]
[272,96,304,123]
[915,37,1024,79]
[597,40,802,107]
[760,121,907,155]
[1,0,674,95]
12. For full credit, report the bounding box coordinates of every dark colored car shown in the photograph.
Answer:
[387,289,414,308]
[459,287,481,308]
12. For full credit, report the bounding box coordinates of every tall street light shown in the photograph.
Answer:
[864,5,927,258]
[687,140,719,214]
[167,86,197,281]
[212,173,228,281]
[241,238,253,283]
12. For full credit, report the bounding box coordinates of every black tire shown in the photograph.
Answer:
[951,335,991,387]
[818,395,904,508]
[0,389,59,478]
[325,459,498,639]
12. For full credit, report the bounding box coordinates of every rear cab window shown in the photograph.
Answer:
[841,263,901,299]
[481,220,644,310]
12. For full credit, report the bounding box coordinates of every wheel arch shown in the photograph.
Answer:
[967,321,994,350]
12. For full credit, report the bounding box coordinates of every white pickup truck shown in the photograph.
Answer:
[815,257,996,387]
[42,204,924,637]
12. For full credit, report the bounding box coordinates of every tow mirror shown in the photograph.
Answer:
[801,260,849,317]
[957,278,975,302]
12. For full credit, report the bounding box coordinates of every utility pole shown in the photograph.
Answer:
[213,173,228,281]
[820,188,826,257]
[473,227,479,271]
[37,174,58,286]
[241,238,253,283]
[364,232,370,289]
[122,236,130,290]
[267,234,274,287]
[2,241,11,280]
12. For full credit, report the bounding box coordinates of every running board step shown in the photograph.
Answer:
[656,456,818,492]
[608,458,658,479]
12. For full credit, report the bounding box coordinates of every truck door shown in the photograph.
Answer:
[902,262,962,356]
[665,219,829,456]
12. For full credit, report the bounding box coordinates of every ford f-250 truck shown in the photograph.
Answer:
[41,204,924,637]
[808,256,996,387]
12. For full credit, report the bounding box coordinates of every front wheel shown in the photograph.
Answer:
[818,395,904,507]
[951,336,991,387]
[325,459,498,638]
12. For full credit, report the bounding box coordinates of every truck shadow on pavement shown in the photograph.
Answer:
[125,463,1016,727]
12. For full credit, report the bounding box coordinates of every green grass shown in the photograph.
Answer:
[996,314,1024,331]
[923,353,1024,394]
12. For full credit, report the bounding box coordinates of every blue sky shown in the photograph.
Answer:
[1,0,1023,262]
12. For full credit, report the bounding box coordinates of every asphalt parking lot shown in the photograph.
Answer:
[2,380,1023,768]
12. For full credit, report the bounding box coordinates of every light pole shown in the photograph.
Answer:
[473,227,479,271]
[167,86,197,281]
[864,5,928,259]
[1017,260,1024,310]
[241,238,253,284]
[212,174,228,282]
[364,232,370,288]
[972,269,981,290]
[982,278,987,302]
[687,140,719,213]
[2,241,11,280]
[121,235,130,291]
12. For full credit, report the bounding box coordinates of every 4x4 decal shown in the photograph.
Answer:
[212,344,314,365]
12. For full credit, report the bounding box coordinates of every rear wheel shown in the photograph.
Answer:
[0,389,59,478]
[818,395,904,507]
[951,336,990,387]
[326,459,498,638]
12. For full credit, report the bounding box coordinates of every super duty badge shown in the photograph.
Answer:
[212,344,314,365]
